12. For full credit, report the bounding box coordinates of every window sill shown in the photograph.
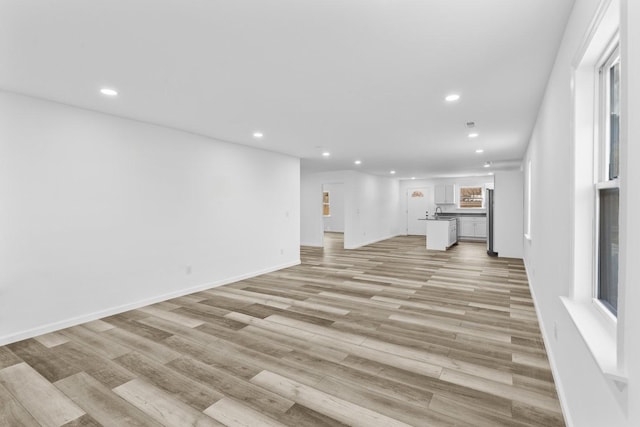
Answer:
[560,296,627,385]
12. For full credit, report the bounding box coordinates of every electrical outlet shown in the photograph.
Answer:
[185,265,192,275]
[280,249,284,255]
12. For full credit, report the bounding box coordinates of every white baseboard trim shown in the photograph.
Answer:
[301,242,323,247]
[345,234,400,250]
[0,260,301,346]
[524,261,574,427]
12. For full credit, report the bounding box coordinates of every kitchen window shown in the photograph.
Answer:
[458,186,483,209]
[595,46,620,316]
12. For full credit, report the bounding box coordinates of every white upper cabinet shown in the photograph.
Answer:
[435,184,455,204]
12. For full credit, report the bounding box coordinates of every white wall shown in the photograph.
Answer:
[494,171,524,258]
[0,91,300,345]
[621,2,640,423]
[322,183,345,232]
[345,171,400,249]
[523,0,640,425]
[301,170,400,249]
[402,183,436,235]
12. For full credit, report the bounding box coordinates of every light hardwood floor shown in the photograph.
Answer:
[0,234,565,426]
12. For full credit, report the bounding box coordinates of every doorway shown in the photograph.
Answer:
[407,188,429,235]
[322,183,345,247]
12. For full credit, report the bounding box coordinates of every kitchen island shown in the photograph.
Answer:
[426,218,457,251]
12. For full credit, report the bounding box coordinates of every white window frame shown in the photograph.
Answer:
[563,0,626,385]
[592,42,620,320]
[524,159,532,240]
[593,181,619,322]
[597,44,620,183]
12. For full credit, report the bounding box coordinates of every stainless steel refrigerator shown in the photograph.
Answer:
[486,189,498,257]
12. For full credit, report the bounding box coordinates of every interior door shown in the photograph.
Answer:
[407,188,429,235]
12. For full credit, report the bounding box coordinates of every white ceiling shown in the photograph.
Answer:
[0,0,574,179]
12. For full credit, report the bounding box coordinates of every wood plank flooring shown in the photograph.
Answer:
[0,234,565,426]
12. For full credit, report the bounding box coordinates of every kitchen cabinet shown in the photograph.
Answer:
[426,218,457,251]
[448,223,457,247]
[475,218,487,238]
[434,184,455,204]
[459,217,487,240]
[460,220,475,237]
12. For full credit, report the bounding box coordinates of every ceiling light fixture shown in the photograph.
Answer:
[445,94,460,102]
[322,152,331,157]
[468,133,479,138]
[252,132,264,139]
[488,172,494,176]
[475,149,484,153]
[100,88,118,96]
[483,162,491,168]
[354,160,362,165]
[411,177,416,180]
[390,170,396,175]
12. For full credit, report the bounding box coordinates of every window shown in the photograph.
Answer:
[595,46,620,316]
[525,160,532,239]
[458,187,483,208]
[322,191,330,216]
[565,0,624,382]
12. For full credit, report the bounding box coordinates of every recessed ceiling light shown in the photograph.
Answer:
[354,160,362,165]
[252,132,263,139]
[445,94,460,102]
[390,170,396,175]
[411,177,416,180]
[475,149,484,153]
[488,172,494,175]
[322,152,331,157]
[483,162,491,168]
[468,133,479,138]
[100,88,118,96]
